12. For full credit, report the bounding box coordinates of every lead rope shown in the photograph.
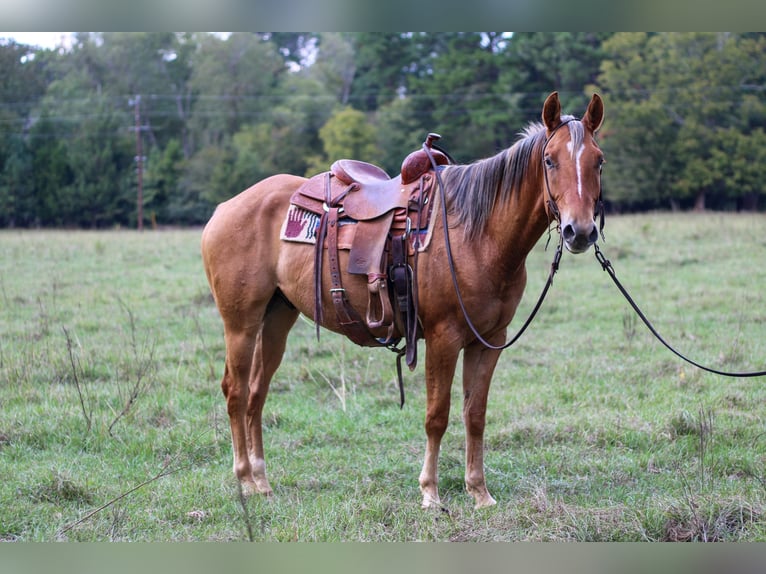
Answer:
[594,243,766,378]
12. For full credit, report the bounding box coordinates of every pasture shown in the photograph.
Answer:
[1,213,765,541]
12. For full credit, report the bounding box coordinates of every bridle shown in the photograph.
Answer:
[541,119,571,227]
[542,118,606,243]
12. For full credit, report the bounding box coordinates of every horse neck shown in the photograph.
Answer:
[483,169,550,270]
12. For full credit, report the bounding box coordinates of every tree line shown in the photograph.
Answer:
[0,32,764,228]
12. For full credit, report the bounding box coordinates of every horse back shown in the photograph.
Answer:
[207,174,307,228]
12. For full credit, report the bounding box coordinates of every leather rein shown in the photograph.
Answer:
[423,122,573,352]
[593,244,766,378]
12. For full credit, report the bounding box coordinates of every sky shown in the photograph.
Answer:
[0,32,74,49]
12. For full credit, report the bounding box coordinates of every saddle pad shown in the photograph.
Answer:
[280,204,320,243]
[279,205,355,249]
[279,198,440,254]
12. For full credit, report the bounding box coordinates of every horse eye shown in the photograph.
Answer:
[544,156,554,168]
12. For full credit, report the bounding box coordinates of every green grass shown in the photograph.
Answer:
[1,214,766,541]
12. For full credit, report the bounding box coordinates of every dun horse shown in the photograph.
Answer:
[201,92,605,508]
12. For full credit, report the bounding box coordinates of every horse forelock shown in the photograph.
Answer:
[560,115,585,159]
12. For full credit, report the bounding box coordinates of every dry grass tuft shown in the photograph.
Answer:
[663,498,762,542]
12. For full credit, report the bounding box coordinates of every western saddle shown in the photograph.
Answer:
[289,134,450,399]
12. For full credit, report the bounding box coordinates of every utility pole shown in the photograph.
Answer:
[131,94,145,231]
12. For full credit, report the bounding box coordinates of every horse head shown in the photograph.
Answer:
[541,92,605,254]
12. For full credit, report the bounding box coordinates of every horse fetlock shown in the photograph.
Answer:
[253,478,273,496]
[465,470,495,508]
[473,495,497,509]
[237,478,257,497]
[234,459,252,479]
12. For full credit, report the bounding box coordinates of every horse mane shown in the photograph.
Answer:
[441,114,582,239]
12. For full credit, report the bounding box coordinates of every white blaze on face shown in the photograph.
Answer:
[567,140,585,198]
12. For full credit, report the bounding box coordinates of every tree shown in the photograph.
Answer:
[709,128,766,210]
[347,33,415,112]
[0,40,50,226]
[406,33,527,160]
[63,99,134,227]
[307,33,357,106]
[187,33,287,148]
[375,96,428,176]
[590,33,679,208]
[506,32,611,118]
[171,144,232,224]
[0,135,33,226]
[305,107,379,176]
[143,138,184,225]
[268,33,318,69]
[28,116,74,226]
[595,32,766,210]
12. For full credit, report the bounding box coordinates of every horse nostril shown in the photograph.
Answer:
[562,224,576,241]
[588,225,598,244]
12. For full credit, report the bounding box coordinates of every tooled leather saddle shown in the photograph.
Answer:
[288,134,450,398]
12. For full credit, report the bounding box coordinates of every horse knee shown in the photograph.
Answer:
[246,387,269,418]
[464,414,485,438]
[424,413,448,438]
[222,378,247,418]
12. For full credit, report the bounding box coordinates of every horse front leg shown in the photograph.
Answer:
[461,335,505,508]
[418,335,460,509]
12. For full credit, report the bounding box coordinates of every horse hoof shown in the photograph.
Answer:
[237,479,273,498]
[473,494,497,509]
[420,493,442,510]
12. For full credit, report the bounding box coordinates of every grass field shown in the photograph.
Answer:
[1,213,766,541]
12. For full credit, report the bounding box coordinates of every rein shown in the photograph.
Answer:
[424,134,564,352]
[594,244,766,378]
[422,122,764,379]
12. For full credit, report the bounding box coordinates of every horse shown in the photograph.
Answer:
[201,91,605,509]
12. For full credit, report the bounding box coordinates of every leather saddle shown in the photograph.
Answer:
[288,135,450,382]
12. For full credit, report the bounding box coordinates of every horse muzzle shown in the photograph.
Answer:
[561,218,598,253]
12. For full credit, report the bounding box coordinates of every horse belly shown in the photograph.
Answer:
[277,243,377,335]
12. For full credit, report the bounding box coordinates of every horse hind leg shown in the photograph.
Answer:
[245,292,299,496]
[220,327,261,494]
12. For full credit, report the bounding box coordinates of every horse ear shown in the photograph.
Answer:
[542,92,561,131]
[582,93,604,133]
